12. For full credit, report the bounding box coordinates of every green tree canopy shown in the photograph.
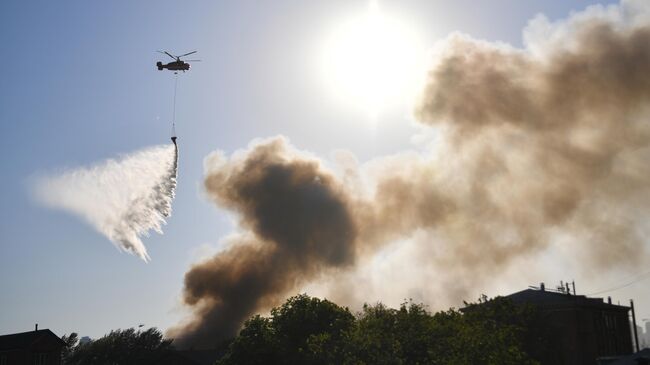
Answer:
[218,294,354,365]
[64,327,172,365]
[219,294,543,365]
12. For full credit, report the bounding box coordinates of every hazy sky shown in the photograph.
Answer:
[3,0,648,340]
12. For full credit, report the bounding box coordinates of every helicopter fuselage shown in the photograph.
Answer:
[157,61,190,71]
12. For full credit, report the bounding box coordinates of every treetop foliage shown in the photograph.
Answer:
[62,327,172,365]
[217,294,543,365]
[60,294,544,364]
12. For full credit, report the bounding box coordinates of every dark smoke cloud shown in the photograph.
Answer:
[168,139,357,348]
[171,1,650,347]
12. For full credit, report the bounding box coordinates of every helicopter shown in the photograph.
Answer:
[156,51,200,73]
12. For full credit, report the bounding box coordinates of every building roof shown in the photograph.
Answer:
[0,329,66,351]
[505,289,630,311]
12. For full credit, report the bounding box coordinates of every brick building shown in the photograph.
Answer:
[506,285,633,365]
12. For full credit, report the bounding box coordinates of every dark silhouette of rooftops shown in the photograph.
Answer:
[0,328,65,365]
[503,285,634,365]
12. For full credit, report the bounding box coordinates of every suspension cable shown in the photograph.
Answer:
[172,73,178,137]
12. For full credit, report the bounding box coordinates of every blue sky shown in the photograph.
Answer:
[4,0,646,340]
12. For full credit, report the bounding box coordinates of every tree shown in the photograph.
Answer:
[60,332,79,364]
[217,315,278,365]
[217,294,542,365]
[272,294,355,365]
[345,296,541,365]
[346,301,437,365]
[430,296,541,365]
[64,327,172,365]
[218,294,355,365]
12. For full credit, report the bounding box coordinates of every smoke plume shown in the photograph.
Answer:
[168,139,356,348]
[34,144,179,261]
[172,0,650,347]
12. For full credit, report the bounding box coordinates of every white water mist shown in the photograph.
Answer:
[33,144,179,261]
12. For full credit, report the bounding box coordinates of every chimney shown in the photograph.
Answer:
[607,296,612,304]
[540,282,545,291]
[35,323,38,331]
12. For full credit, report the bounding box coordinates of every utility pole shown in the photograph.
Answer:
[631,299,640,352]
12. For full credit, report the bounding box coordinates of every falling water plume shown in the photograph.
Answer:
[33,143,179,261]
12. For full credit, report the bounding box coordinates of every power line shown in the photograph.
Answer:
[586,269,650,296]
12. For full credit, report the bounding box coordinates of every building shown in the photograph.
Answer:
[634,325,646,350]
[641,322,650,350]
[505,285,634,365]
[0,328,65,365]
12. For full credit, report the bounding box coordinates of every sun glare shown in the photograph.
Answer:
[321,1,424,117]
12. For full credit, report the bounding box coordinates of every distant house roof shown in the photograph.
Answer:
[505,289,630,311]
[0,329,66,351]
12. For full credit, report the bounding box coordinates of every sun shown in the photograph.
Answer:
[321,1,424,117]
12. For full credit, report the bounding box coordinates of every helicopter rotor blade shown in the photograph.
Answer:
[157,50,176,60]
[179,51,197,57]
[184,59,202,62]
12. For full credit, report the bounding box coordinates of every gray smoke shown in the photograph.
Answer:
[33,144,179,261]
[413,3,650,268]
[171,0,650,347]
